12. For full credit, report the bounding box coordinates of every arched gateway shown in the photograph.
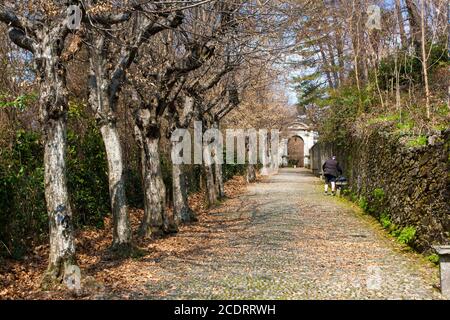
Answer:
[279,117,318,168]
[287,135,305,167]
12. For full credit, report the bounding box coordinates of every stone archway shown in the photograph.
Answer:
[279,117,319,169]
[287,135,305,167]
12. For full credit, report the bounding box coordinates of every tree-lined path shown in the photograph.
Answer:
[113,168,442,300]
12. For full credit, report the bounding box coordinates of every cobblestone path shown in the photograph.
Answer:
[141,168,443,299]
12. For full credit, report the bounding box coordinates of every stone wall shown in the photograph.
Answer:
[310,124,450,253]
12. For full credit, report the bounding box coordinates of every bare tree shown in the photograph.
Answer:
[0,1,79,286]
[395,0,407,48]
[129,1,246,230]
[168,62,233,221]
[405,0,422,53]
[130,34,215,237]
[419,0,431,119]
[84,2,186,252]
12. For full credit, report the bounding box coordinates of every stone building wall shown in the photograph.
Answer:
[310,124,450,252]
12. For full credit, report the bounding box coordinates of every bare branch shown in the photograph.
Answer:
[7,27,36,53]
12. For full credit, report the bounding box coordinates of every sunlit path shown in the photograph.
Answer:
[136,168,442,300]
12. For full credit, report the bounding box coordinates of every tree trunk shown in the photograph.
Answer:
[405,0,422,53]
[394,52,401,115]
[438,1,448,45]
[139,134,176,237]
[420,0,431,119]
[319,45,334,88]
[214,160,225,199]
[395,0,407,48]
[326,42,339,88]
[204,162,217,207]
[42,116,77,286]
[212,121,224,199]
[335,31,345,86]
[245,135,257,183]
[88,35,132,252]
[246,164,256,183]
[259,131,271,175]
[270,152,279,174]
[99,123,131,251]
[34,31,78,287]
[374,66,385,110]
[352,39,363,112]
[172,163,197,223]
[201,117,218,207]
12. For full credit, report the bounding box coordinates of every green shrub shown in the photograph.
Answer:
[0,121,127,257]
[432,123,448,132]
[224,163,246,181]
[380,212,392,229]
[367,114,399,124]
[287,159,299,167]
[397,226,416,245]
[223,150,246,182]
[436,104,450,117]
[0,129,47,258]
[0,92,37,111]
[427,254,439,265]
[358,196,368,212]
[377,44,448,90]
[396,120,414,134]
[406,135,427,148]
[318,85,367,142]
[67,125,110,228]
[373,188,385,200]
[126,167,144,209]
[186,164,202,194]
[342,189,351,196]
[390,228,401,238]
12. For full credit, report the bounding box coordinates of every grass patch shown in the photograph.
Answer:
[427,253,439,265]
[373,188,384,200]
[367,114,400,125]
[406,135,427,148]
[380,212,391,229]
[358,196,368,212]
[432,124,448,132]
[396,121,414,133]
[436,103,450,117]
[342,190,417,246]
[397,226,416,245]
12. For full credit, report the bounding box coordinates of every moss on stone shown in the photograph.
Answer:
[427,253,439,265]
[406,135,427,148]
[373,188,385,200]
[397,226,416,245]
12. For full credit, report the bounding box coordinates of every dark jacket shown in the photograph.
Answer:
[322,158,342,177]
